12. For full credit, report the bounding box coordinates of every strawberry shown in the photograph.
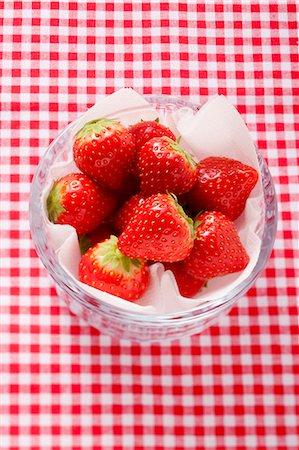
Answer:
[117,193,194,262]
[79,223,116,255]
[187,156,258,220]
[130,119,176,151]
[129,120,176,177]
[182,211,249,279]
[164,262,206,298]
[139,136,198,195]
[73,118,136,191]
[47,173,117,235]
[79,235,149,301]
[113,193,146,234]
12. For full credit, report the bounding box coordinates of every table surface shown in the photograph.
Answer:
[1,2,298,449]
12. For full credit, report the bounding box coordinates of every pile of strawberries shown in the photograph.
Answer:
[47,117,258,301]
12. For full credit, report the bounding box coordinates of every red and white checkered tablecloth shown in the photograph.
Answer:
[1,2,298,449]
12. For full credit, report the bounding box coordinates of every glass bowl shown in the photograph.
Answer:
[29,95,277,342]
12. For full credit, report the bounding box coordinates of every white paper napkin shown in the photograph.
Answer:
[41,88,263,314]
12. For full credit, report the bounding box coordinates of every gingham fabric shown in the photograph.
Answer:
[1,2,298,449]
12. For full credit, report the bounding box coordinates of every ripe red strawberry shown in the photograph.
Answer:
[182,211,249,279]
[79,235,149,301]
[73,118,136,191]
[187,156,258,220]
[79,223,116,255]
[117,193,194,262]
[113,193,146,234]
[139,136,198,195]
[164,262,206,298]
[47,173,117,235]
[131,119,176,151]
[129,120,176,177]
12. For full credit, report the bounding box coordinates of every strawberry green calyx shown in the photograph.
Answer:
[47,181,65,223]
[95,235,142,274]
[166,138,197,168]
[75,118,122,140]
[169,193,195,239]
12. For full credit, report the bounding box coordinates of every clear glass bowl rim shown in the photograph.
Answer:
[29,94,278,325]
